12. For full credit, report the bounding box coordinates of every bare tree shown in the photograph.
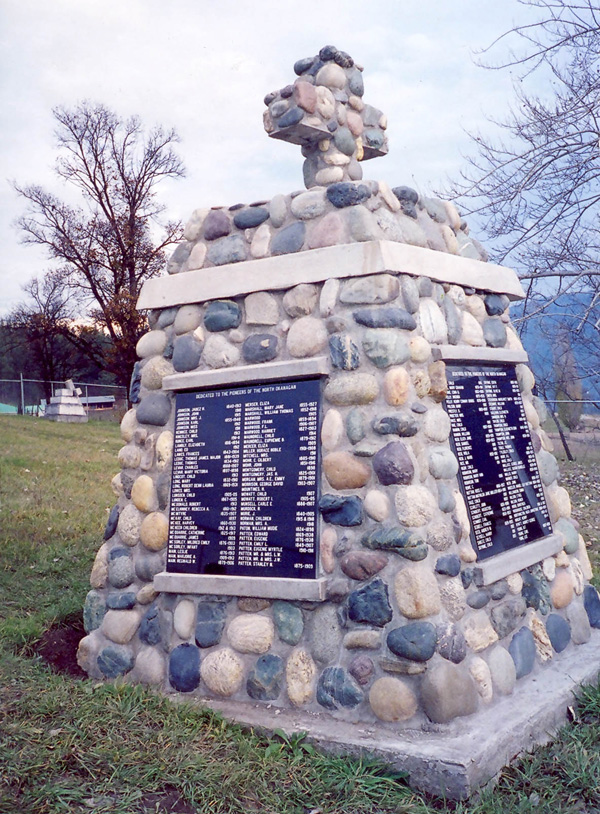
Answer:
[15,102,185,386]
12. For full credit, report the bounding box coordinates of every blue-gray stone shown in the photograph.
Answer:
[327,120,338,132]
[319,494,363,526]
[246,654,284,701]
[108,548,134,589]
[334,50,353,68]
[508,627,536,679]
[163,336,174,360]
[521,570,542,611]
[348,68,364,96]
[136,393,171,426]
[483,318,507,348]
[206,234,247,266]
[372,441,414,486]
[373,414,418,437]
[583,585,600,627]
[326,182,370,208]
[195,602,226,648]
[348,579,393,627]
[204,300,242,332]
[129,361,142,404]
[554,517,580,554]
[400,200,418,218]
[157,471,171,511]
[279,86,294,100]
[270,100,290,119]
[294,56,315,75]
[167,242,192,274]
[436,622,467,664]
[352,308,417,330]
[106,592,136,610]
[362,329,410,368]
[484,294,509,316]
[228,202,245,211]
[387,623,437,662]
[83,590,106,633]
[242,334,278,364]
[169,643,200,692]
[233,207,269,230]
[139,606,162,646]
[98,645,134,678]
[317,667,364,710]
[104,504,120,541]
[270,222,306,256]
[203,210,231,241]
[461,568,474,589]
[135,553,164,582]
[364,129,385,150]
[156,306,178,328]
[467,590,490,609]
[277,106,304,128]
[329,334,360,370]
[489,580,509,601]
[529,564,551,614]
[319,44,339,61]
[172,334,203,372]
[418,277,433,297]
[443,297,462,345]
[273,601,303,645]
[437,483,456,513]
[435,554,461,577]
[411,402,427,414]
[362,526,427,560]
[546,614,571,653]
[333,127,358,157]
[392,186,419,204]
[346,408,366,444]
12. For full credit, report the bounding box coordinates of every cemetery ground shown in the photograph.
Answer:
[0,416,599,814]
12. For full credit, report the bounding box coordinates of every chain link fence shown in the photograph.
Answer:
[0,378,128,421]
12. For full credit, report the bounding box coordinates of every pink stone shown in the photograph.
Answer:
[294,80,317,113]
[346,110,364,136]
[340,550,388,580]
[306,212,345,249]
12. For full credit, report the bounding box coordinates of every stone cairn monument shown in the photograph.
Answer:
[78,47,600,798]
[45,379,88,423]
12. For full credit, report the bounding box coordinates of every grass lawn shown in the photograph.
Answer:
[1,415,599,814]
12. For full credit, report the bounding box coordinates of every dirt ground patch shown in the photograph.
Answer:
[34,616,86,678]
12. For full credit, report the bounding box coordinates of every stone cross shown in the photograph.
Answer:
[263,45,388,188]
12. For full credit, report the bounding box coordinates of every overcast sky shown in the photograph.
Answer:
[0,0,535,318]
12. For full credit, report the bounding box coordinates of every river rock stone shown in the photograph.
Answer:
[325,373,378,405]
[287,316,328,357]
[488,646,516,695]
[551,568,575,608]
[387,622,437,661]
[394,568,441,618]
[395,485,437,526]
[329,334,360,369]
[565,601,592,644]
[341,550,388,581]
[169,643,201,692]
[353,307,416,330]
[283,283,319,317]
[490,597,527,639]
[348,655,374,686]
[427,518,456,550]
[372,441,414,485]
[362,329,410,368]
[483,318,507,348]
[348,578,393,626]
[233,206,270,229]
[326,182,370,208]
[555,517,580,554]
[101,609,141,644]
[173,599,196,640]
[362,526,427,560]
[537,449,560,486]
[245,292,279,325]
[194,602,226,648]
[369,676,418,722]
[435,554,461,577]
[173,304,202,335]
[106,592,136,610]
[467,590,490,610]
[131,474,157,513]
[319,494,363,526]
[340,274,399,304]
[203,334,240,368]
[461,312,485,346]
[242,334,278,363]
[141,356,174,390]
[273,601,304,645]
[546,613,571,653]
[90,543,109,589]
[246,654,284,701]
[307,604,342,664]
[108,548,134,588]
[200,648,244,696]
[583,585,600,627]
[509,627,537,678]
[317,667,364,711]
[134,647,165,686]
[271,222,306,255]
[321,409,344,450]
[428,360,448,402]
[139,512,168,551]
[97,645,135,678]
[344,629,382,650]
[428,447,458,480]
[463,612,499,651]
[135,553,164,583]
[83,590,106,632]
[469,656,493,702]
[204,301,241,332]
[207,234,247,266]
[136,393,171,426]
[423,409,451,443]
[139,606,162,646]
[286,648,317,706]
[363,489,390,521]
[383,367,411,406]
[203,210,231,241]
[418,300,448,344]
[421,662,479,723]
[227,614,274,654]
[484,293,509,316]
[436,622,467,663]
[136,330,167,359]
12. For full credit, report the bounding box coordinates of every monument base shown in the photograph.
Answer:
[170,629,600,801]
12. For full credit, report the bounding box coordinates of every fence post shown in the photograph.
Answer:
[19,372,25,415]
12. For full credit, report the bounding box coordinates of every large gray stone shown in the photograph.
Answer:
[421,662,479,723]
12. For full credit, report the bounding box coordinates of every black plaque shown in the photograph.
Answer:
[445,364,552,560]
[167,378,320,578]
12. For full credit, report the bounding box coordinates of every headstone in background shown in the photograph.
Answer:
[45,379,88,423]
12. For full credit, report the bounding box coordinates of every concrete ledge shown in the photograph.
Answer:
[474,534,564,586]
[154,572,327,601]
[162,357,329,391]
[137,241,525,310]
[172,629,600,800]
[432,346,529,364]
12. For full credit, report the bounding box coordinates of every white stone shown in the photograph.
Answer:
[286,648,317,707]
[321,409,344,451]
[316,63,347,89]
[290,190,327,220]
[117,503,144,546]
[505,325,524,351]
[423,408,451,442]
[469,656,493,702]
[447,285,466,306]
[140,512,169,551]
[184,208,208,241]
[461,312,485,346]
[156,431,174,471]
[118,444,141,470]
[369,677,418,722]
[409,336,431,363]
[339,274,399,304]
[174,304,202,334]
[135,647,166,685]
[286,317,328,358]
[203,335,241,368]
[200,648,244,696]
[174,599,196,639]
[378,180,401,212]
[320,526,336,573]
[364,490,391,521]
[543,557,556,582]
[394,567,441,618]
[131,474,157,513]
[121,409,138,442]
[141,357,174,390]
[487,646,516,695]
[441,225,459,254]
[250,222,272,258]
[439,578,467,621]
[320,278,340,317]
[315,86,335,119]
[418,300,448,344]
[90,543,109,589]
[245,291,279,325]
[464,294,486,319]
[524,398,540,429]
[269,195,287,228]
[315,166,344,185]
[101,609,141,644]
[395,485,437,527]
[136,330,167,359]
[463,612,499,652]
[186,242,207,270]
[227,614,274,654]
[283,284,319,317]
[453,491,470,538]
